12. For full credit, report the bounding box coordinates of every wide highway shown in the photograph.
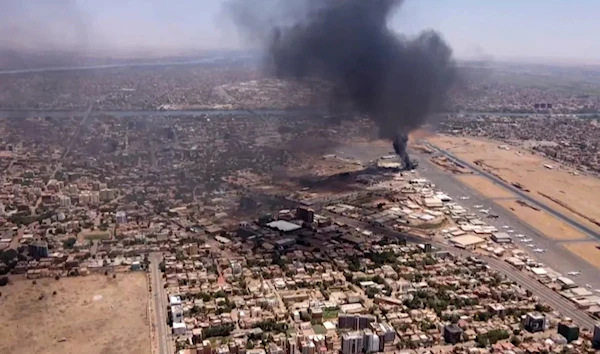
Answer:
[150,253,172,354]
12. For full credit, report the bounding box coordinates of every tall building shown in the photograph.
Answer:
[443,324,463,345]
[59,195,71,208]
[286,337,297,354]
[171,304,184,323]
[90,191,100,204]
[80,191,91,204]
[100,188,116,201]
[363,329,379,353]
[296,207,315,223]
[524,312,546,333]
[341,332,364,354]
[29,241,49,259]
[557,322,579,343]
[339,314,374,330]
[68,184,78,194]
[116,211,127,224]
[592,323,600,349]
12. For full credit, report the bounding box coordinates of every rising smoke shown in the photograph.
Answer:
[228,0,457,169]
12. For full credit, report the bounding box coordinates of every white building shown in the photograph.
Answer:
[59,195,71,208]
[80,191,91,204]
[171,304,184,323]
[100,188,116,201]
[341,331,364,354]
[68,184,78,194]
[363,330,380,353]
[172,322,186,335]
[116,211,127,224]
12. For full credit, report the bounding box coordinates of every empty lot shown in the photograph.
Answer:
[563,242,600,270]
[0,273,150,354]
[456,174,515,199]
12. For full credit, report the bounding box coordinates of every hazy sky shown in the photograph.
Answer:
[1,0,597,63]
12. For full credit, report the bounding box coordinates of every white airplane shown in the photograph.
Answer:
[502,225,510,229]
[474,204,483,208]
[459,196,470,200]
[523,238,533,243]
[478,209,490,214]
[527,243,536,248]
[515,234,525,238]
[507,230,515,234]
[567,271,581,276]
[533,248,545,253]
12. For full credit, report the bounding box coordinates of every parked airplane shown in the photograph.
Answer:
[533,248,545,253]
[478,209,490,214]
[459,196,470,200]
[474,204,483,208]
[515,234,525,238]
[567,271,581,276]
[523,238,533,243]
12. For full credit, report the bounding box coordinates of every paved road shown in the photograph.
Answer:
[424,142,600,242]
[150,253,171,354]
[323,211,597,330]
[61,103,94,160]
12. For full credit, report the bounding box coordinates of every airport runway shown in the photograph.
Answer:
[414,151,600,292]
[424,143,600,241]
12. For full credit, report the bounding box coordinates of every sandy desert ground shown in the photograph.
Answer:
[563,242,600,270]
[456,175,515,199]
[0,273,150,354]
[495,199,587,241]
[427,135,600,234]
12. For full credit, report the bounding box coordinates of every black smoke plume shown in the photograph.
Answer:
[228,0,456,169]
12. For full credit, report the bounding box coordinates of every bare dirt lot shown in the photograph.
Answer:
[495,199,587,241]
[427,135,600,234]
[456,175,515,199]
[0,273,150,354]
[563,242,600,270]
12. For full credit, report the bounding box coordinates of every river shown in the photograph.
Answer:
[0,109,596,119]
[0,55,253,76]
